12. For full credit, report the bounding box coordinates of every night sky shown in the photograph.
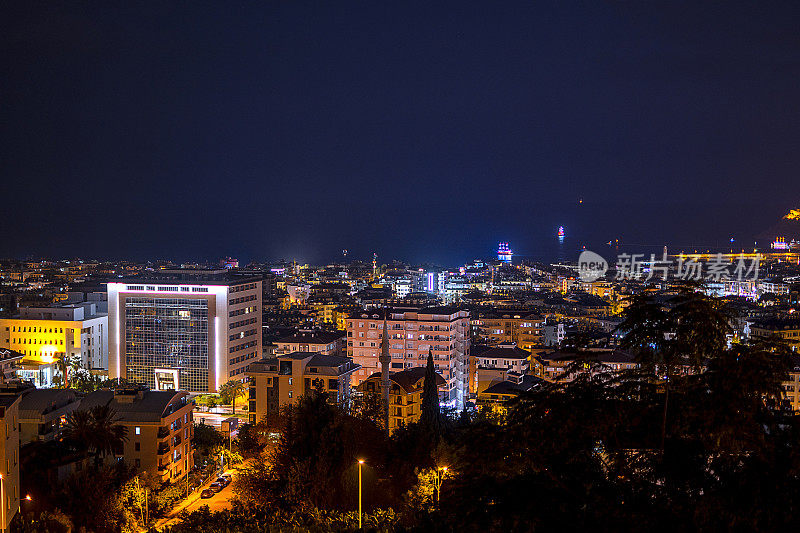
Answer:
[3,2,800,265]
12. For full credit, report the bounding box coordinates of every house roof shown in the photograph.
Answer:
[276,331,344,345]
[362,367,446,393]
[481,375,544,396]
[18,389,79,419]
[78,389,189,423]
[542,349,637,364]
[476,345,531,360]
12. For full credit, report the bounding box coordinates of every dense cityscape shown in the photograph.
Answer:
[6,2,800,532]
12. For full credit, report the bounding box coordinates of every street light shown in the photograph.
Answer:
[433,466,448,505]
[357,459,365,529]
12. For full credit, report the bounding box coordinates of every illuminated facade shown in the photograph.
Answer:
[748,318,800,351]
[347,307,470,410]
[0,385,21,530]
[108,271,262,393]
[473,311,544,351]
[497,242,513,263]
[247,352,360,424]
[0,303,108,386]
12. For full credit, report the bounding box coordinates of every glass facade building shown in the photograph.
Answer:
[124,297,209,392]
[108,272,263,393]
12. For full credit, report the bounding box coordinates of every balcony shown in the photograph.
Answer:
[157,427,169,439]
[157,443,171,455]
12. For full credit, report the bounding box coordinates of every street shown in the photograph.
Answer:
[154,467,238,530]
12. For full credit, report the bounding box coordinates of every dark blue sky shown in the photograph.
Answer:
[3,2,800,265]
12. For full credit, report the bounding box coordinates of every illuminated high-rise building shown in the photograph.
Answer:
[107,270,262,393]
[347,306,470,410]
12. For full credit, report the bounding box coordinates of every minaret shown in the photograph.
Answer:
[379,311,391,433]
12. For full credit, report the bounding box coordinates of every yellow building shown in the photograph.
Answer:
[0,385,21,530]
[783,355,800,411]
[357,367,446,434]
[473,311,544,352]
[0,303,108,382]
[476,374,543,415]
[79,387,194,482]
[247,352,360,425]
[534,349,638,383]
[749,319,800,351]
[275,331,344,356]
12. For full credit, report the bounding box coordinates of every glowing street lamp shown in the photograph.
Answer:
[357,459,365,529]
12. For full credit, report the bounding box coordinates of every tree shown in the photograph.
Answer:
[63,405,127,464]
[420,350,441,438]
[219,379,246,415]
[89,404,128,462]
[619,288,730,448]
[62,410,95,452]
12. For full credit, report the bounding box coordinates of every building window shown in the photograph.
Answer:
[135,427,141,435]
[135,442,140,451]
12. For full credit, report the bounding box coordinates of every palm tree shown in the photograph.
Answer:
[89,404,128,461]
[62,409,95,451]
[63,405,128,463]
[54,354,69,389]
[220,379,246,415]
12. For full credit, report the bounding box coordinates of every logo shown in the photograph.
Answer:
[578,250,608,282]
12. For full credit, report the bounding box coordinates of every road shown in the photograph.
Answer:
[154,467,238,530]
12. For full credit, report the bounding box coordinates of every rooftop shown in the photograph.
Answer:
[79,388,190,422]
[276,330,344,345]
[476,345,531,360]
[115,269,262,286]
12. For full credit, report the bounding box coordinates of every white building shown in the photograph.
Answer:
[107,270,262,393]
[543,323,565,347]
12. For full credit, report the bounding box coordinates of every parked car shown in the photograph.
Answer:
[221,473,232,484]
[200,488,215,499]
[216,476,229,487]
[209,482,224,493]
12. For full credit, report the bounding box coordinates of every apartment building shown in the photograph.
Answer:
[533,349,638,383]
[108,270,262,393]
[0,302,108,377]
[476,374,543,414]
[748,318,800,351]
[18,388,80,444]
[247,352,360,424]
[0,386,21,530]
[471,344,531,394]
[80,386,194,482]
[347,307,470,410]
[275,330,344,356]
[356,367,446,434]
[473,311,544,351]
[783,355,800,411]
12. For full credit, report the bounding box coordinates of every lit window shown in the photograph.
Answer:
[135,427,141,435]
